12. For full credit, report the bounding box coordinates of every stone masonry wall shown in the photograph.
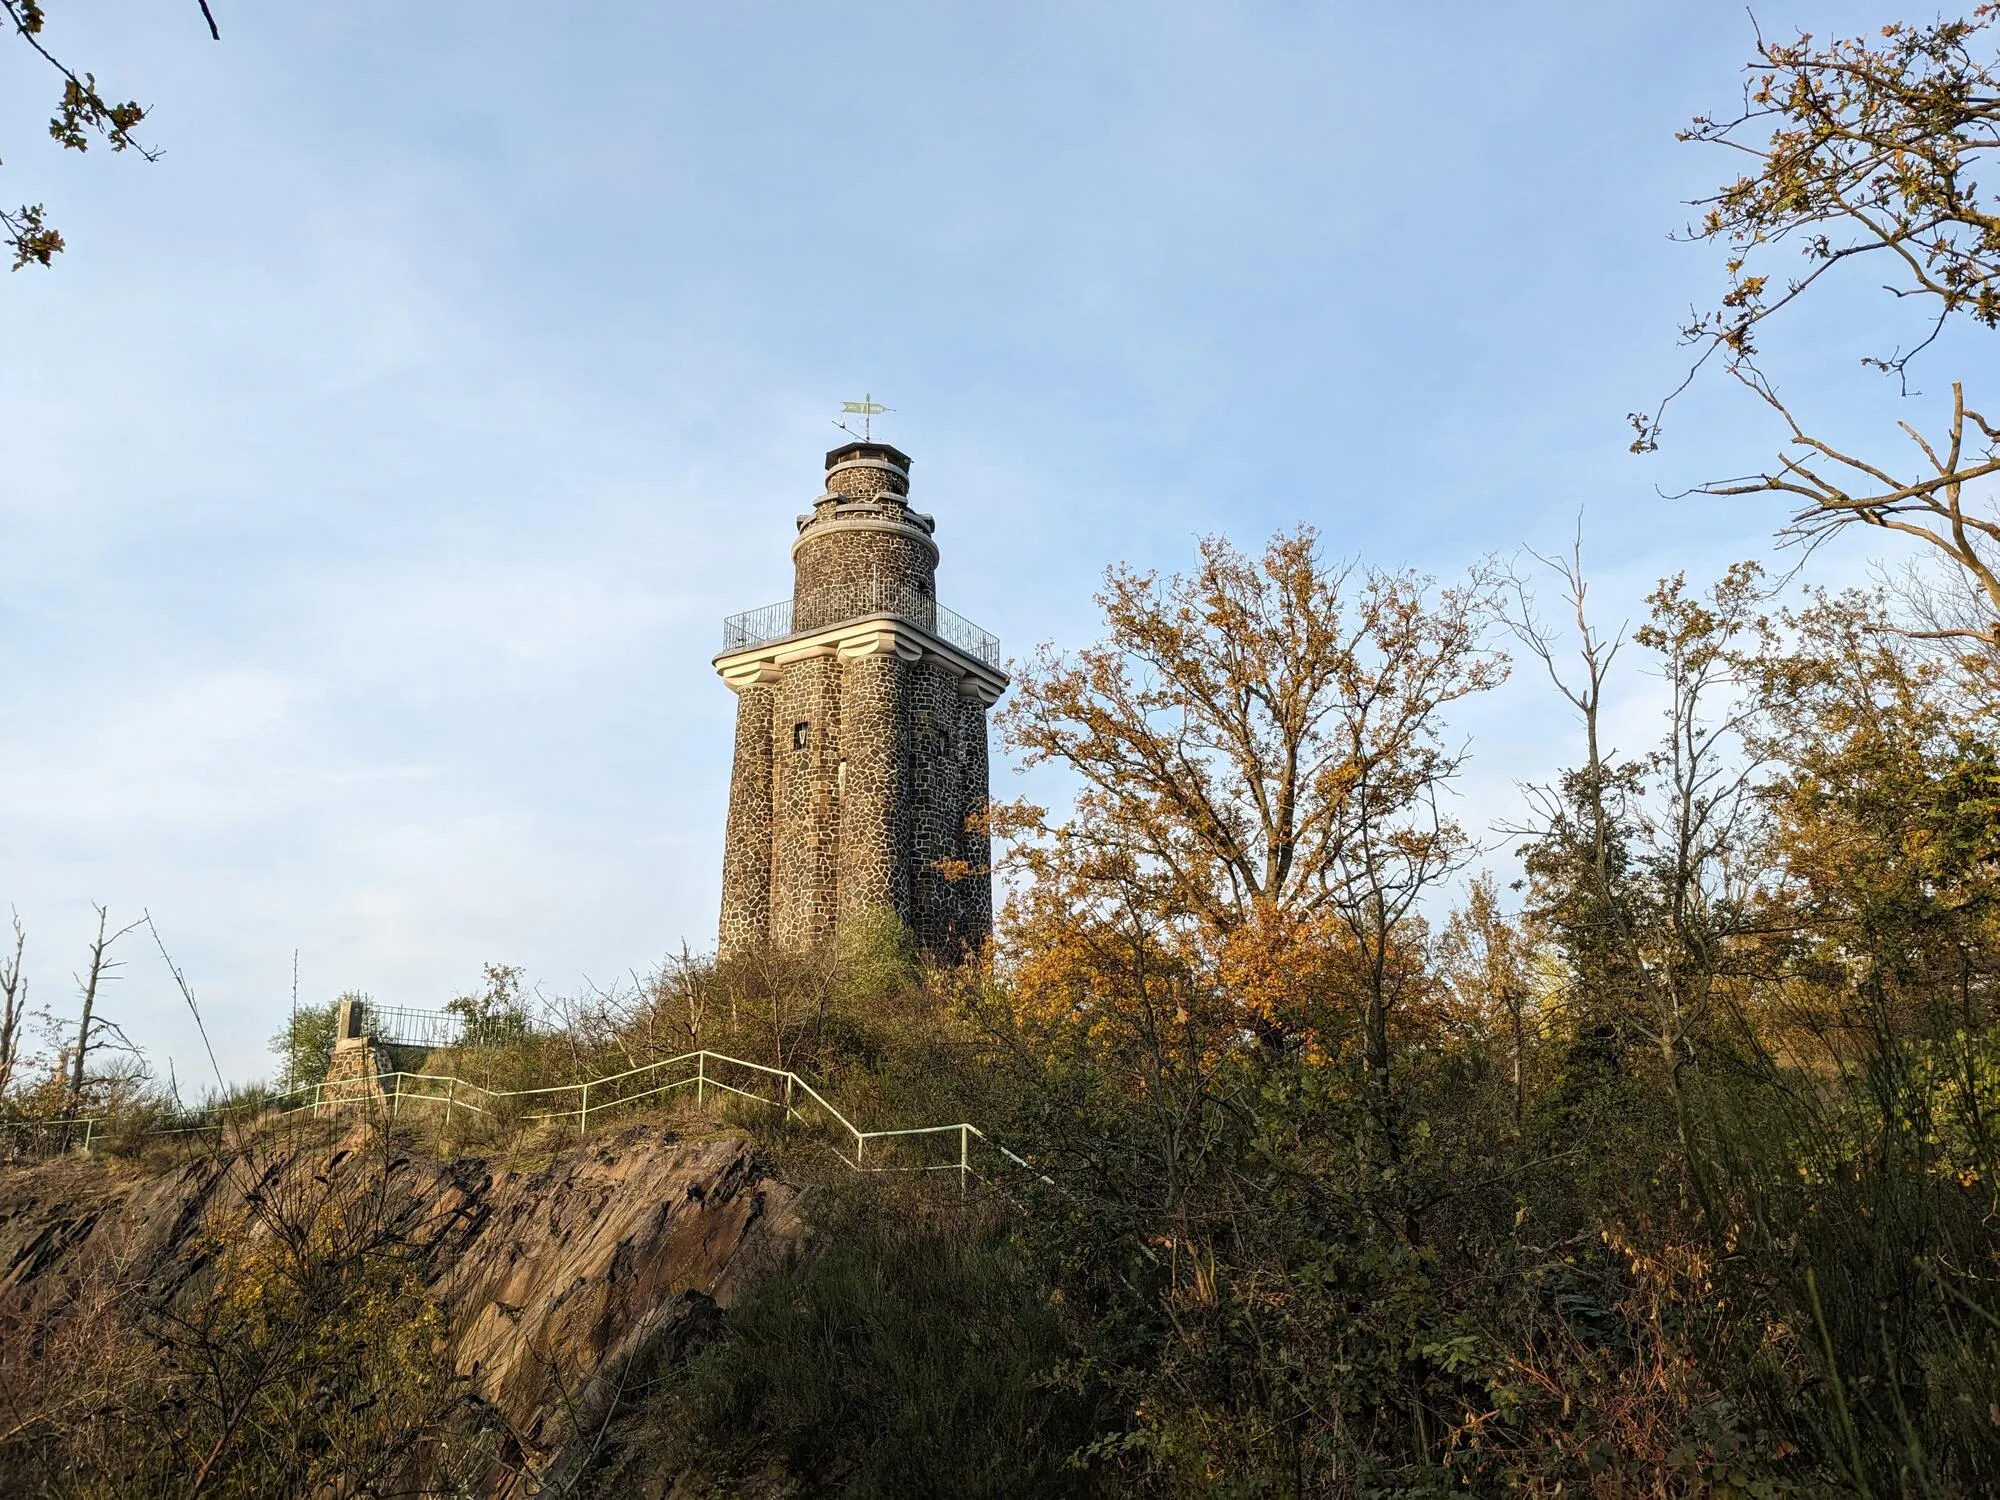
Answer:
[908,660,969,953]
[836,650,910,922]
[717,682,774,954]
[824,455,909,500]
[321,1037,390,1109]
[792,527,936,633]
[720,644,997,960]
[955,691,994,946]
[770,652,841,946]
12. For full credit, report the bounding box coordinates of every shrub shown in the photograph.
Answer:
[599,1179,1101,1499]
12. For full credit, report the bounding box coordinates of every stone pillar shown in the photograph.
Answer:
[837,648,911,925]
[771,652,840,946]
[323,998,388,1110]
[908,662,964,954]
[718,681,775,956]
[956,691,994,950]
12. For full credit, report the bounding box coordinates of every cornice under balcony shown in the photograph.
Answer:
[713,613,1009,706]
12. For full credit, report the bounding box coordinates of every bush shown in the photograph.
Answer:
[598,1179,1102,1499]
[269,997,343,1096]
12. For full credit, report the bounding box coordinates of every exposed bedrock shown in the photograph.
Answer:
[0,1123,810,1492]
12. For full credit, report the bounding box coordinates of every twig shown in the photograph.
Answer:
[144,912,226,1098]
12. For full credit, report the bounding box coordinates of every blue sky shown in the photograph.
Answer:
[0,1,1952,1085]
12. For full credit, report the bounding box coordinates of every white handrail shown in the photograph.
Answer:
[1,1048,1046,1190]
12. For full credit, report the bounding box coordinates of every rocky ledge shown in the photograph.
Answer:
[0,1121,810,1493]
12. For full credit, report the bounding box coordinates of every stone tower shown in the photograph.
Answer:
[714,440,1007,960]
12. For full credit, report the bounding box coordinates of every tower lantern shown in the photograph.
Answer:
[714,439,1006,959]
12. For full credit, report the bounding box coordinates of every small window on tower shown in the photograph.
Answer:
[792,720,810,751]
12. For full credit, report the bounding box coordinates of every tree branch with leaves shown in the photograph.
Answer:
[0,0,218,271]
[1639,8,2000,663]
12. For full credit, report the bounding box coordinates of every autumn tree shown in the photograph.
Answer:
[998,527,1505,1160]
[1,0,218,270]
[1745,590,2000,1178]
[1639,9,2000,667]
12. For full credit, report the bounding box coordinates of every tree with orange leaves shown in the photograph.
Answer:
[995,527,1506,1160]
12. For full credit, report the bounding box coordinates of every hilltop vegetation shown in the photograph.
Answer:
[8,539,1999,1496]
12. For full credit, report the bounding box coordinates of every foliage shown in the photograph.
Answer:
[267,996,343,1096]
[5,546,1999,1493]
[438,526,1998,1494]
[945,541,2000,1494]
[610,1180,1100,1500]
[997,529,1504,955]
[15,18,2000,1486]
[447,962,536,1048]
[1640,6,2000,668]
[1671,9,2000,376]
[997,528,1506,1204]
[0,0,207,271]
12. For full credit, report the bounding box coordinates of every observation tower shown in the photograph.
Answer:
[713,440,1006,959]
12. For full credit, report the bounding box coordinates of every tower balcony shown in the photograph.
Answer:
[721,589,1001,668]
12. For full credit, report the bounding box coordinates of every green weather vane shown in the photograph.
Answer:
[834,393,892,443]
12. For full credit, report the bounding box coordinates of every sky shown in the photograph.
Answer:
[0,1,1966,1087]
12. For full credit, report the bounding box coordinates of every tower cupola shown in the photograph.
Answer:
[793,442,937,634]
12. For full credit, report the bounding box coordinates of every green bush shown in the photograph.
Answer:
[268,997,344,1096]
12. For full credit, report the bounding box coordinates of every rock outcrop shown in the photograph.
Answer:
[0,1121,810,1493]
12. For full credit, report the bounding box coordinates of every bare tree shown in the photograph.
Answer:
[1503,531,1626,1008]
[1507,544,1771,1238]
[67,904,143,1113]
[0,910,25,1097]
[1508,545,1768,1062]
[1696,376,2000,658]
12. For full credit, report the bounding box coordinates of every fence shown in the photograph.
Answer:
[721,590,1002,668]
[0,1116,97,1162]
[359,1002,533,1051]
[721,598,794,652]
[0,1048,1044,1192]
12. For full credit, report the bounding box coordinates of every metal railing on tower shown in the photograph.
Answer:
[721,586,1000,666]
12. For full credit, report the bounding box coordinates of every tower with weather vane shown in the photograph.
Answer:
[712,401,1007,959]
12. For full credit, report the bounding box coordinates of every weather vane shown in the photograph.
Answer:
[834,393,892,442]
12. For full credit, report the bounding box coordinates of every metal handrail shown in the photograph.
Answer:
[720,598,793,652]
[721,591,1001,667]
[930,601,1003,667]
[0,1048,1047,1191]
[345,1001,537,1050]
